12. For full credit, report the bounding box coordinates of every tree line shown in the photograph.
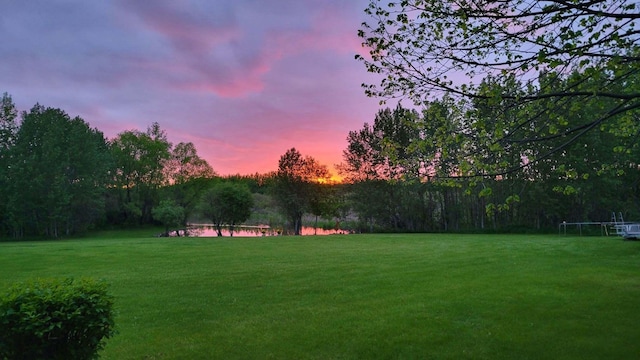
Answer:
[0,97,198,237]
[1,81,638,238]
[338,100,639,232]
[0,93,343,238]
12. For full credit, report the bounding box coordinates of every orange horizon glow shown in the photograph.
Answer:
[316,174,343,184]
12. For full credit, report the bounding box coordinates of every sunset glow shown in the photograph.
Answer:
[1,1,383,176]
[317,174,343,184]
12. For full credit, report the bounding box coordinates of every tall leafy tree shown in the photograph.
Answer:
[274,148,330,235]
[8,105,110,237]
[109,122,171,224]
[415,95,467,179]
[0,93,18,236]
[338,104,420,181]
[163,142,216,226]
[339,105,431,232]
[164,142,215,185]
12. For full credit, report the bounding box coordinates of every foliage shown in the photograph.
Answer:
[163,177,216,228]
[350,13,640,228]
[0,278,116,360]
[0,94,222,237]
[0,93,18,237]
[341,93,640,232]
[359,0,639,98]
[247,192,285,228]
[164,142,215,185]
[198,182,254,236]
[308,183,341,232]
[0,92,17,153]
[338,104,420,181]
[6,105,111,237]
[152,199,185,236]
[0,94,221,238]
[273,148,331,235]
[108,122,172,225]
[162,142,216,226]
[358,0,640,176]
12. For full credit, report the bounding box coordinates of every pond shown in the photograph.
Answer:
[186,224,346,237]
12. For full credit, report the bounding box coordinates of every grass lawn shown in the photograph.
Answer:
[1,231,639,359]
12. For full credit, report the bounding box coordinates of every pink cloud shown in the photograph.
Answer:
[116,0,369,99]
[118,1,240,54]
[117,1,270,97]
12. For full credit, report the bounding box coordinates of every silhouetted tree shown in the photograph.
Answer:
[163,141,216,226]
[274,148,330,235]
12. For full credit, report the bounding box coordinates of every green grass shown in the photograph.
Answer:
[1,231,639,359]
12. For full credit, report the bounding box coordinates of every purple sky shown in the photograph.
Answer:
[1,0,382,177]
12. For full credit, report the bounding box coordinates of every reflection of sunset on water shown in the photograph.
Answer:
[188,225,345,237]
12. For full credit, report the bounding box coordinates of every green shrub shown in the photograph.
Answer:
[0,278,116,360]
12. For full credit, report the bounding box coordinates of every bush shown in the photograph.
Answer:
[0,278,116,360]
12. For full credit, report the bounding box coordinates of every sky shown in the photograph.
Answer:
[0,0,383,177]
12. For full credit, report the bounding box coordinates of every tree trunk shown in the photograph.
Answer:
[314,215,318,235]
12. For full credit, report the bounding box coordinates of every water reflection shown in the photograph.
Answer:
[186,224,345,237]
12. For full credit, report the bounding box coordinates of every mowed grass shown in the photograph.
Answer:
[1,231,639,359]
